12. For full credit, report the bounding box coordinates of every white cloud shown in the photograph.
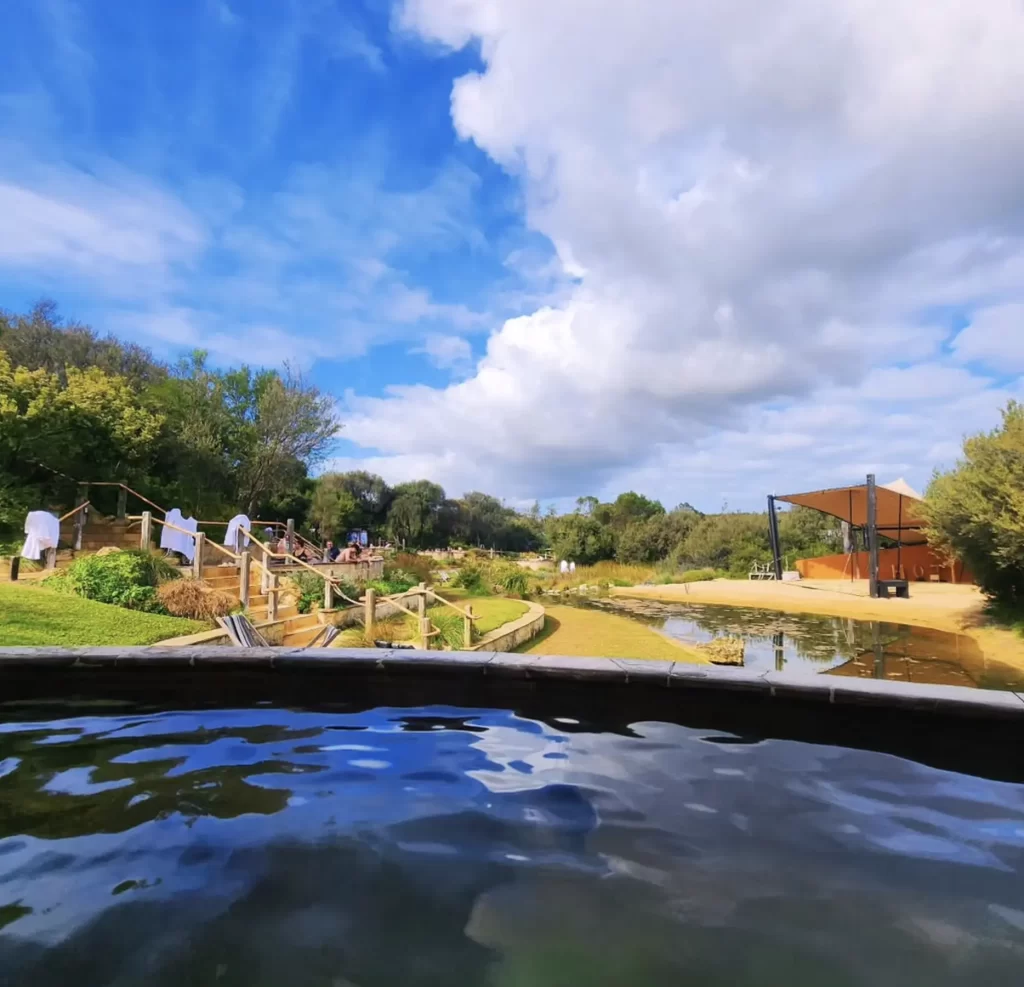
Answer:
[951,304,1024,374]
[412,333,473,370]
[335,0,1024,503]
[0,159,204,297]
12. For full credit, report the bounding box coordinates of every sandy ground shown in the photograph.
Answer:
[617,579,1024,670]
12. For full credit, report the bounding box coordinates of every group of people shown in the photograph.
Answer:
[321,540,363,563]
[559,559,577,574]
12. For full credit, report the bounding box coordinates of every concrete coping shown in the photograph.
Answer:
[0,648,1022,719]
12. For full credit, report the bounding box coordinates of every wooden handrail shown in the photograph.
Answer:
[88,482,166,516]
[245,533,366,609]
[59,501,91,523]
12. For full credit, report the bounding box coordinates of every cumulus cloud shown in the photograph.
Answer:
[339,0,1024,504]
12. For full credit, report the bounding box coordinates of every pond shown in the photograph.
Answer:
[1,697,1023,985]
[569,597,1024,691]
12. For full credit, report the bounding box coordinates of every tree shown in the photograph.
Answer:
[677,513,769,575]
[310,476,358,541]
[616,507,699,564]
[386,481,446,548]
[0,351,164,494]
[921,401,1024,603]
[546,513,616,565]
[313,471,393,536]
[227,366,340,516]
[0,301,164,388]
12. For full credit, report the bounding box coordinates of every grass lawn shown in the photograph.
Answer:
[519,604,705,662]
[335,595,529,648]
[443,596,528,636]
[0,583,208,646]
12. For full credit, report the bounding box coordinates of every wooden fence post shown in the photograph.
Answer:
[140,511,152,551]
[463,604,473,649]
[45,547,57,570]
[416,582,426,620]
[324,578,334,611]
[364,587,376,640]
[286,518,295,556]
[261,562,270,595]
[73,483,89,550]
[9,556,20,582]
[116,485,128,520]
[268,573,279,622]
[239,550,251,608]
[419,617,432,650]
[193,531,206,580]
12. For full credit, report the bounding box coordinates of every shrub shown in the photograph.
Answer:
[452,565,484,592]
[49,550,179,612]
[921,401,1024,604]
[291,570,325,614]
[389,552,433,583]
[157,580,235,621]
[426,607,467,649]
[366,573,417,596]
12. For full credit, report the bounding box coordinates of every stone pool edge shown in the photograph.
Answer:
[1,647,1023,719]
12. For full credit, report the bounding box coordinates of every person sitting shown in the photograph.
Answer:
[323,540,339,562]
[338,541,361,563]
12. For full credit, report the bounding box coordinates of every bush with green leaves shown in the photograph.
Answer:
[921,401,1024,604]
[452,565,484,592]
[291,570,326,614]
[47,550,179,612]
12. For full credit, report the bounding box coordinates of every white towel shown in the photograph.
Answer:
[21,511,60,561]
[160,508,184,552]
[224,514,251,550]
[179,516,198,562]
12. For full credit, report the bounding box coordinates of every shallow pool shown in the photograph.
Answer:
[1,698,1023,985]
[574,597,1024,691]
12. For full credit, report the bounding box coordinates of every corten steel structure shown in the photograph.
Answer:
[767,476,925,597]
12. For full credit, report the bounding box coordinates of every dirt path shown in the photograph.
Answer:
[523,604,706,662]
[617,580,1024,670]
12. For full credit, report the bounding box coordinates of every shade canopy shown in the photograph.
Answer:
[776,478,927,545]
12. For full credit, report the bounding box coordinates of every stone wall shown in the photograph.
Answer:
[468,601,545,653]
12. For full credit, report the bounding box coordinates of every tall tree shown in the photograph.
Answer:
[922,401,1024,603]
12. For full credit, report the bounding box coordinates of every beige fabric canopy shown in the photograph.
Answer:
[776,478,927,544]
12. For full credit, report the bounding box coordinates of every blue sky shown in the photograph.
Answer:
[2,0,1023,509]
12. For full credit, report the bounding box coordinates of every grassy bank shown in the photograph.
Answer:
[519,604,706,662]
[0,583,208,646]
[335,596,529,648]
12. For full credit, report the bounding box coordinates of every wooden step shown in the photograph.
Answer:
[283,624,333,647]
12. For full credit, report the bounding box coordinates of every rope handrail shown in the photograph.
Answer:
[59,501,91,523]
[244,533,366,609]
[422,587,476,621]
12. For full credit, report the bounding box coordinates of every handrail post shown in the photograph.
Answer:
[464,604,473,649]
[44,547,57,570]
[416,582,426,619]
[239,551,251,608]
[419,617,432,650]
[116,484,127,520]
[140,511,152,551]
[193,532,206,580]
[324,577,334,611]
[73,484,89,551]
[261,562,270,595]
[364,588,376,640]
[267,573,279,621]
[286,519,295,556]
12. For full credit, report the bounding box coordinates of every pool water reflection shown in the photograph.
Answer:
[1,699,1024,985]
[574,597,1024,691]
